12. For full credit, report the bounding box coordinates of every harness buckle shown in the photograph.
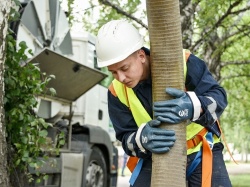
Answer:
[190,135,202,148]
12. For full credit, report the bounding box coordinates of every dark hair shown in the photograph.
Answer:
[141,47,150,56]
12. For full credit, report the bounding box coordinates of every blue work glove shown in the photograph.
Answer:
[153,88,194,124]
[136,120,176,154]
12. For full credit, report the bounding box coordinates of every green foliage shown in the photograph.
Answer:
[80,0,143,35]
[4,32,55,176]
[67,0,75,26]
[220,64,250,154]
[192,0,250,156]
[5,1,61,179]
[63,0,75,27]
[100,67,113,88]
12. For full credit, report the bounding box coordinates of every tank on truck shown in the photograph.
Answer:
[27,48,108,149]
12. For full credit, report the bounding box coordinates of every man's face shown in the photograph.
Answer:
[108,50,146,88]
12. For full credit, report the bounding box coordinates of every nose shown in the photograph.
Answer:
[116,71,126,83]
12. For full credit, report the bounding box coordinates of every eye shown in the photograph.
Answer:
[121,65,129,72]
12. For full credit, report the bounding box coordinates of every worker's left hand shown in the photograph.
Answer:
[153,88,193,124]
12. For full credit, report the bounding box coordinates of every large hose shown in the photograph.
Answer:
[146,0,187,186]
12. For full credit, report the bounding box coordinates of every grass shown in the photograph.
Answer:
[226,162,250,187]
[117,161,250,187]
[230,174,250,187]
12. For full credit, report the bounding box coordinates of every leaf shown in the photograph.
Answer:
[43,175,49,180]
[59,139,65,145]
[49,74,56,79]
[21,137,28,144]
[49,88,56,95]
[14,143,21,148]
[29,162,36,168]
[39,130,48,137]
[15,159,21,166]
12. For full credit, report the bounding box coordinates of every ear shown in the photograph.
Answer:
[138,49,146,63]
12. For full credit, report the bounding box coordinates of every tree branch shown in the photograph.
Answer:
[219,74,250,84]
[191,0,246,51]
[98,0,148,29]
[221,24,250,41]
[230,6,250,15]
[214,0,243,28]
[221,60,250,66]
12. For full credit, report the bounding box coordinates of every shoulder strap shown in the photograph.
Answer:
[108,83,117,97]
[183,49,191,79]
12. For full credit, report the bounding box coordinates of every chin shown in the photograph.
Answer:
[125,82,135,88]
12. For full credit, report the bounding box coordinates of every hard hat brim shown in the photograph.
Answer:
[97,37,144,68]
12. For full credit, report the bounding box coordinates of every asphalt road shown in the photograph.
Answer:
[226,162,250,175]
[117,175,130,187]
[116,163,250,187]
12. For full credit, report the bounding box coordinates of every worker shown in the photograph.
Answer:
[121,152,128,176]
[95,19,232,187]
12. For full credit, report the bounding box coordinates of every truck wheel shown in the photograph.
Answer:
[86,146,107,187]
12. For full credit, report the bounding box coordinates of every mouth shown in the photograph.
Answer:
[124,81,132,87]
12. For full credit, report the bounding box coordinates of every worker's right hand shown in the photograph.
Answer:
[135,120,176,154]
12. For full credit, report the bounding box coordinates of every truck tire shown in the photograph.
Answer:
[86,146,107,187]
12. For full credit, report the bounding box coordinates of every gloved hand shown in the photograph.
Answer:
[153,88,194,124]
[137,120,176,154]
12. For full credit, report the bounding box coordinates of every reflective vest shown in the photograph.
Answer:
[109,50,220,187]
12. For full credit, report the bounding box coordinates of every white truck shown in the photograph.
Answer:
[12,0,118,186]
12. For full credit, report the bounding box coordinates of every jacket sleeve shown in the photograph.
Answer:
[108,91,152,159]
[185,54,227,136]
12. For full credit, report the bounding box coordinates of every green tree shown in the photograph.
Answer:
[75,0,250,161]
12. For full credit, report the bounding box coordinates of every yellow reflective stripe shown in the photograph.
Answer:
[186,123,204,140]
[112,79,129,106]
[183,49,187,79]
[113,79,151,126]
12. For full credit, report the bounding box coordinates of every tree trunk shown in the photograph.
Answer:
[0,0,12,187]
[146,0,186,186]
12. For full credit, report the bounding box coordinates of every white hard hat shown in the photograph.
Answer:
[95,20,144,68]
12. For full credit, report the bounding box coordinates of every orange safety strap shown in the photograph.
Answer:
[127,156,139,173]
[186,128,208,149]
[108,83,117,97]
[199,133,213,187]
[187,121,238,187]
[185,51,191,63]
[217,121,238,165]
[186,127,212,186]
